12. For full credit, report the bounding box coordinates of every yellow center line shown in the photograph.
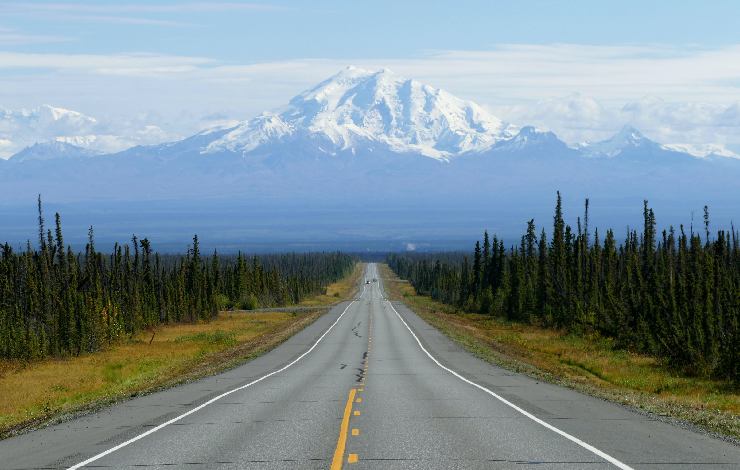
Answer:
[330,388,357,470]
[331,281,374,468]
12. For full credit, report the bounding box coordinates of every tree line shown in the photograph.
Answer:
[388,193,739,382]
[0,198,355,360]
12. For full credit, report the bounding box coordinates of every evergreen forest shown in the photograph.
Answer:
[388,193,739,382]
[0,198,355,360]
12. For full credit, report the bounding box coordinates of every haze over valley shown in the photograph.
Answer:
[2,67,738,251]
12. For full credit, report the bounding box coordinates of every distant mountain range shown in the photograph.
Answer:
[3,67,739,164]
[1,67,738,251]
[0,104,175,159]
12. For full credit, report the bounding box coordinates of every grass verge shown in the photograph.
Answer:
[298,262,364,307]
[0,262,364,439]
[379,263,739,441]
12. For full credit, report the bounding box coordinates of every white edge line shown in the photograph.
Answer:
[384,300,634,470]
[68,300,358,470]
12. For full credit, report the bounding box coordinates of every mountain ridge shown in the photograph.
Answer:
[5,67,738,164]
[0,67,738,211]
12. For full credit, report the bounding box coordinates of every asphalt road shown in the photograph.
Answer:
[2,263,739,469]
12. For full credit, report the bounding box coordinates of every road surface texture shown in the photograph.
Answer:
[2,264,738,469]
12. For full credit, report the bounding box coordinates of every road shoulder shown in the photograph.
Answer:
[379,263,740,448]
[0,262,364,440]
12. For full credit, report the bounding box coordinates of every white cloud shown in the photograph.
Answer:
[0,29,71,46]
[52,15,193,27]
[4,43,740,101]
[0,105,181,158]
[498,94,740,151]
[0,51,213,76]
[0,2,284,13]
[0,2,287,26]
[493,94,619,144]
[1,43,740,151]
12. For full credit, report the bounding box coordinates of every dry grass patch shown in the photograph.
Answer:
[379,263,740,440]
[298,262,364,307]
[0,311,305,437]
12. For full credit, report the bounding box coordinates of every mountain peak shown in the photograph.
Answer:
[38,104,97,124]
[613,125,646,145]
[492,125,570,155]
[580,124,657,158]
[9,140,100,162]
[207,67,517,160]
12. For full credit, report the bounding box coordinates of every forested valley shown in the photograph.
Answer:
[388,193,739,383]
[0,199,355,360]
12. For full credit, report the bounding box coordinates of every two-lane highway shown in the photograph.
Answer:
[2,264,739,469]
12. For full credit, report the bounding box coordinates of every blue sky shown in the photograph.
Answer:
[5,1,740,58]
[1,1,740,156]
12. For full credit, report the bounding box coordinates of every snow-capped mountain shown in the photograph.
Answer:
[0,105,98,158]
[1,68,739,250]
[0,104,177,159]
[4,69,738,166]
[662,143,739,159]
[491,126,571,155]
[203,67,517,161]
[161,68,731,164]
[578,125,661,158]
[10,141,100,163]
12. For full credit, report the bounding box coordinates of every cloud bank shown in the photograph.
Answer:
[0,43,739,153]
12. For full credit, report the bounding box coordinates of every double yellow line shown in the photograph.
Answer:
[332,289,373,469]
[330,388,358,469]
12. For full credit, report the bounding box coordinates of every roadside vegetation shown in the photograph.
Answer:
[0,262,363,438]
[0,197,356,361]
[388,194,738,382]
[380,264,739,439]
[0,198,361,437]
[297,262,364,307]
[383,193,739,438]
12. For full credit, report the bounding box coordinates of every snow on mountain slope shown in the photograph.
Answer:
[662,143,739,159]
[9,141,101,162]
[204,114,293,155]
[491,126,570,154]
[0,105,98,158]
[578,125,661,158]
[204,67,517,160]
[0,104,98,137]
[0,105,177,158]
[4,69,736,167]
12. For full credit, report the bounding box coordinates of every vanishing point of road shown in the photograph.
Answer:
[2,264,738,469]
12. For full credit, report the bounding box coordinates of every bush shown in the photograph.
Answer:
[214,294,233,310]
[239,294,259,310]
